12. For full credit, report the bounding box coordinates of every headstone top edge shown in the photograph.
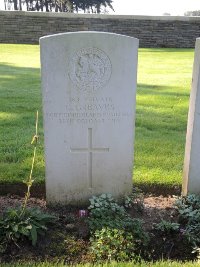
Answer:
[39,31,139,43]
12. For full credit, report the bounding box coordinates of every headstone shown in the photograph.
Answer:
[183,38,200,195]
[40,32,139,205]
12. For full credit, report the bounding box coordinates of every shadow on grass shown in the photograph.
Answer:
[137,83,190,97]
[0,63,41,113]
[135,108,188,132]
[0,181,181,197]
[139,48,194,53]
[0,63,44,185]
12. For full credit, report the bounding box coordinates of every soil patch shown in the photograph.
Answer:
[0,194,195,263]
[0,182,181,197]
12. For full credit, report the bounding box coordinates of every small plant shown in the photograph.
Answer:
[124,187,144,211]
[90,227,137,262]
[88,193,127,232]
[47,231,87,262]
[0,207,56,252]
[183,223,200,247]
[153,220,180,235]
[174,194,200,253]
[88,193,149,252]
[175,194,200,224]
[125,217,149,247]
[0,111,56,252]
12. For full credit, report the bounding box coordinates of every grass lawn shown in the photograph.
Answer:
[0,261,199,267]
[135,48,193,186]
[0,44,194,187]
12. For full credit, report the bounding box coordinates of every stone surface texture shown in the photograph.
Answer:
[40,31,138,205]
[1,11,200,48]
[183,38,200,195]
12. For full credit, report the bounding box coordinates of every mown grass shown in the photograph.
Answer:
[0,261,199,267]
[0,44,43,183]
[0,44,194,187]
[135,48,193,186]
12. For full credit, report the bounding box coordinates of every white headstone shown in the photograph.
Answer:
[183,38,200,195]
[40,32,139,205]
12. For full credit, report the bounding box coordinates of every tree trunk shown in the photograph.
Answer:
[19,0,22,10]
[45,0,49,11]
[55,0,57,12]
[40,0,43,11]
[97,4,100,13]
[13,0,18,10]
[35,0,39,11]
[25,0,29,10]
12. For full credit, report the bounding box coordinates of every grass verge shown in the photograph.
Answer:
[0,261,199,267]
[0,45,194,189]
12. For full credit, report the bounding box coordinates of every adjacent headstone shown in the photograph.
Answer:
[40,31,139,205]
[183,38,200,195]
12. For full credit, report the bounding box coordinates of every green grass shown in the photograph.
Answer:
[0,44,194,187]
[0,44,43,183]
[0,261,199,267]
[135,48,193,186]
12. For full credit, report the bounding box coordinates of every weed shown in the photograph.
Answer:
[88,193,149,256]
[124,187,144,211]
[153,220,180,235]
[0,112,56,253]
[174,194,200,247]
[90,227,137,262]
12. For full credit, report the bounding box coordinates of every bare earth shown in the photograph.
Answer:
[1,194,195,263]
[0,194,178,230]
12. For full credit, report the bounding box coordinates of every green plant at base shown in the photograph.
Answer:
[0,261,200,267]
[0,111,56,253]
[90,227,138,262]
[20,110,39,217]
[153,220,180,235]
[88,194,149,252]
[175,194,200,225]
[88,193,127,232]
[124,187,144,211]
[171,194,200,256]
[184,223,200,248]
[0,207,56,252]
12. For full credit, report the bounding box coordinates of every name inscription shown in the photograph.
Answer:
[45,96,131,124]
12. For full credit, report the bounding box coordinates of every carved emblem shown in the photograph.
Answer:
[69,48,112,91]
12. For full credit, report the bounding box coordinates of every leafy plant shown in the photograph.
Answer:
[0,111,56,253]
[174,194,200,250]
[124,187,144,211]
[88,193,127,232]
[90,227,137,262]
[153,220,180,235]
[0,207,56,252]
[21,110,39,216]
[125,217,149,247]
[184,223,200,247]
[88,194,149,249]
[175,194,200,224]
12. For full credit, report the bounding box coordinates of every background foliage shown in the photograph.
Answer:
[3,0,114,13]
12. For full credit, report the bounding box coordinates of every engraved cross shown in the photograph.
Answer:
[70,128,109,188]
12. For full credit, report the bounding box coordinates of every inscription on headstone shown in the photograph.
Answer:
[40,32,139,205]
